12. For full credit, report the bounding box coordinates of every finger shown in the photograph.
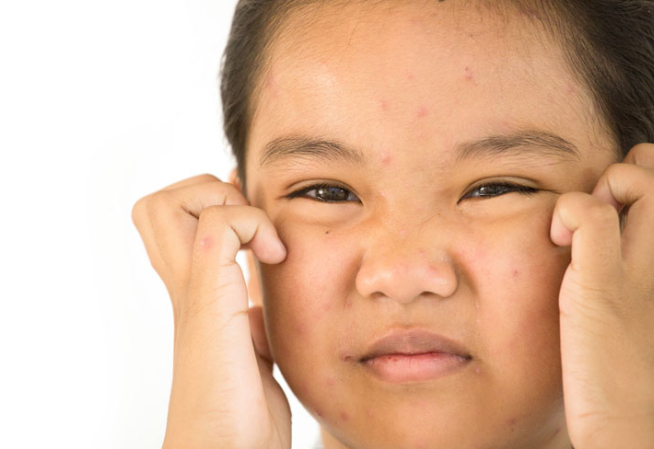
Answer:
[592,163,654,269]
[159,173,225,192]
[133,181,249,290]
[187,205,286,317]
[550,192,622,281]
[249,306,274,372]
[622,142,654,168]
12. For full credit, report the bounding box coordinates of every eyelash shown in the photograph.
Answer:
[287,183,361,203]
[287,182,538,203]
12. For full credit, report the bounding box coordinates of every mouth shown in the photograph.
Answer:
[357,328,472,384]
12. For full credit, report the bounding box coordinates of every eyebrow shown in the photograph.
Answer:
[260,136,366,168]
[455,129,580,163]
[259,129,579,168]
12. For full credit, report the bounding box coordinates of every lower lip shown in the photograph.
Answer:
[362,352,471,383]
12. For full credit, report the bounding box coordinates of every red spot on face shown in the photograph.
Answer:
[200,237,213,249]
[325,376,335,387]
[464,66,475,81]
[340,411,350,421]
[407,72,415,80]
[567,84,577,94]
[512,269,520,278]
[380,152,392,166]
[294,321,307,335]
[417,106,429,118]
[380,100,389,111]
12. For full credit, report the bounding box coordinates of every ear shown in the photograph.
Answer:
[228,168,242,192]
[246,248,263,307]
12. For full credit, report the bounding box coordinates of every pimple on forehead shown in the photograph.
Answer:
[379,99,390,111]
[417,105,430,118]
[379,152,393,166]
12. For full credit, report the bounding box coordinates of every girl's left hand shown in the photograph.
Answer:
[551,143,654,448]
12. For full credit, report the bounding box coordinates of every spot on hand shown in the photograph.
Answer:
[200,236,213,249]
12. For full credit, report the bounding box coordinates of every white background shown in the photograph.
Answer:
[0,0,320,447]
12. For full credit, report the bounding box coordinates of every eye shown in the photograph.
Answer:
[287,183,361,203]
[460,182,538,201]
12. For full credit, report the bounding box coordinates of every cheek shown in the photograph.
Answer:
[463,206,570,372]
[258,224,354,372]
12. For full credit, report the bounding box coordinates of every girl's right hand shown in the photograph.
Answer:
[131,174,291,449]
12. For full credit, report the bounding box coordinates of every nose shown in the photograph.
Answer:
[355,226,458,305]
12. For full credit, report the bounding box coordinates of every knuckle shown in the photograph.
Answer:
[605,162,630,179]
[196,173,221,183]
[588,200,619,224]
[146,190,175,217]
[629,142,654,165]
[131,197,147,226]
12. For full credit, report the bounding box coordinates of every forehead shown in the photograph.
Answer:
[247,1,608,172]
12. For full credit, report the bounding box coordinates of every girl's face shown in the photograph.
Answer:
[245,2,616,448]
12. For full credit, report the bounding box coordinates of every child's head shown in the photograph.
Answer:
[220,1,654,448]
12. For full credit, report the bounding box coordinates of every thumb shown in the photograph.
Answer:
[249,305,274,372]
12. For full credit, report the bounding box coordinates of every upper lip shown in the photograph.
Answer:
[359,328,471,361]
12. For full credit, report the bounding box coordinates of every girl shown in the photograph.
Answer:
[132,1,654,447]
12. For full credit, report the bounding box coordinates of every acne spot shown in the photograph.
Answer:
[464,66,475,81]
[380,100,390,111]
[200,237,213,249]
[316,409,324,418]
[345,297,353,309]
[294,322,308,336]
[512,269,520,278]
[380,152,392,166]
[507,417,517,432]
[322,302,332,312]
[325,376,336,387]
[417,106,429,118]
[566,84,577,95]
[406,72,415,80]
[340,411,350,421]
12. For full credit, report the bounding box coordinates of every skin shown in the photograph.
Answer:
[246,2,609,448]
[131,1,654,448]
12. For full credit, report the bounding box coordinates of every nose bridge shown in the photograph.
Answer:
[355,214,458,304]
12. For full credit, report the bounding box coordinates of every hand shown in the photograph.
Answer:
[551,143,654,448]
[131,174,291,449]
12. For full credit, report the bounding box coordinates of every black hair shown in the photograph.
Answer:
[220,0,654,188]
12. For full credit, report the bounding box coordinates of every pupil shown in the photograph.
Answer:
[319,186,348,201]
[480,185,505,196]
